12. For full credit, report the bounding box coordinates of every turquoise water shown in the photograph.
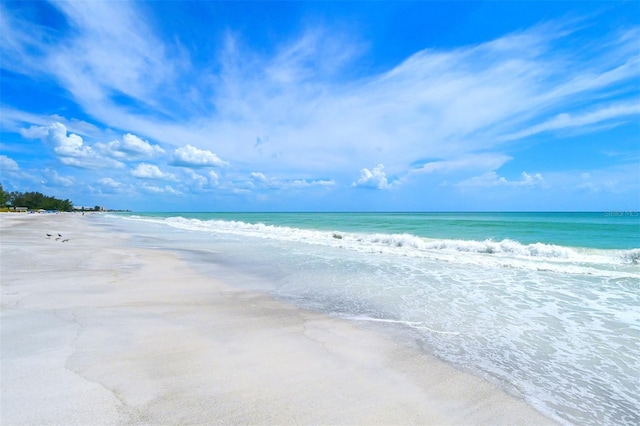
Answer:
[101,212,640,425]
[126,212,640,249]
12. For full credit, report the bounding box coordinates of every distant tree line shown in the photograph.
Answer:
[0,183,74,211]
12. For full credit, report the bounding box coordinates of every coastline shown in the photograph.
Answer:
[1,213,556,425]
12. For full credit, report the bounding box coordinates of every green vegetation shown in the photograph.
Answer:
[0,183,74,211]
[0,183,9,206]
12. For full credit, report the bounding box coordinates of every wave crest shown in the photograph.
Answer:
[115,215,639,268]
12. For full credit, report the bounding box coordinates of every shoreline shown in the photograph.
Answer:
[1,213,556,424]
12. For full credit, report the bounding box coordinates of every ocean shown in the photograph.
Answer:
[97,212,639,425]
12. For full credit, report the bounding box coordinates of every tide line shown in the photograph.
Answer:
[342,315,462,335]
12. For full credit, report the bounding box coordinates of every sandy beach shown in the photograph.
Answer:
[0,213,555,425]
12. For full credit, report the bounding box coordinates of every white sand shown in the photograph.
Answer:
[0,213,556,425]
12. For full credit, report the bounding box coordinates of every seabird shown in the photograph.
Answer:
[46,233,52,238]
[58,233,62,237]
[62,239,69,243]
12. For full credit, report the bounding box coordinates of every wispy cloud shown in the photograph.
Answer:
[97,177,128,192]
[0,155,19,171]
[139,183,182,195]
[1,1,638,208]
[502,102,640,141]
[413,153,512,175]
[42,169,74,187]
[457,171,544,189]
[249,171,334,191]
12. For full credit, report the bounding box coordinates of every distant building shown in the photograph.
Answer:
[73,206,106,212]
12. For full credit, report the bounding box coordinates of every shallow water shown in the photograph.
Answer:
[99,212,640,425]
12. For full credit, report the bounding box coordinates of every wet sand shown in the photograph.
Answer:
[0,213,555,425]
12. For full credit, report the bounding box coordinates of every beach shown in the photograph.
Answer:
[0,213,556,425]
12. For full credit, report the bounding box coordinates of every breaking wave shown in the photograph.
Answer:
[115,215,640,273]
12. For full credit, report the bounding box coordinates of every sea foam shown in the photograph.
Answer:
[105,213,640,426]
[118,215,639,278]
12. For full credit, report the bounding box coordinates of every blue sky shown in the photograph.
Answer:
[1,1,638,212]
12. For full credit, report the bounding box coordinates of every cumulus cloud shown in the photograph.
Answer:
[48,122,93,158]
[0,155,19,171]
[185,169,219,189]
[131,163,176,180]
[249,172,267,183]
[170,144,228,168]
[3,3,638,204]
[20,122,124,169]
[96,133,165,160]
[352,164,390,190]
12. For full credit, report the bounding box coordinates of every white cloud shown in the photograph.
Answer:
[0,155,19,171]
[286,179,334,189]
[156,21,635,185]
[249,171,334,190]
[4,110,102,139]
[131,163,176,180]
[20,122,124,169]
[352,164,391,190]
[95,177,132,194]
[48,115,102,136]
[96,133,165,160]
[457,171,544,188]
[123,133,164,155]
[2,3,638,200]
[502,103,640,141]
[42,169,74,187]
[517,172,544,187]
[171,144,228,168]
[414,153,512,174]
[250,172,267,183]
[187,171,208,187]
[558,164,638,194]
[48,122,93,158]
[48,2,177,110]
[207,170,219,186]
[98,177,124,189]
[185,169,219,189]
[19,125,49,139]
[140,184,182,195]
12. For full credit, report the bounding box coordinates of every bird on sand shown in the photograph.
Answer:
[46,233,52,238]
[58,233,62,237]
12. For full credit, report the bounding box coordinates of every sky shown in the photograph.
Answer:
[1,1,638,212]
